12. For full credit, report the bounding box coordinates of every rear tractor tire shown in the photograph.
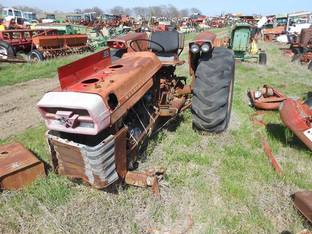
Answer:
[259,51,267,65]
[28,49,44,61]
[0,41,15,59]
[192,47,235,133]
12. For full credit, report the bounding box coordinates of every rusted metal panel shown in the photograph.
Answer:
[114,128,128,179]
[248,85,287,110]
[280,99,312,151]
[48,132,119,189]
[57,49,111,89]
[0,143,45,190]
[292,191,312,223]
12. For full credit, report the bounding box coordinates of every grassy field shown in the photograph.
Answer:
[0,29,311,233]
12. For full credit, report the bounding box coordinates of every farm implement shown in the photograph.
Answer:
[0,28,91,62]
[0,29,54,61]
[37,30,235,190]
[29,34,90,61]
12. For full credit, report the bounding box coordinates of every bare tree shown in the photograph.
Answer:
[168,5,180,18]
[90,7,103,16]
[74,9,82,14]
[190,8,202,15]
[124,8,132,16]
[110,6,125,15]
[12,5,42,13]
[180,8,189,17]
[149,6,163,17]
[133,7,149,18]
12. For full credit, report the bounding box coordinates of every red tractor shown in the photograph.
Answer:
[37,30,235,189]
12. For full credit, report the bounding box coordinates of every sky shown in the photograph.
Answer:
[2,0,312,16]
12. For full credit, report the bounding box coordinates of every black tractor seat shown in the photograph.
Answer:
[149,30,184,65]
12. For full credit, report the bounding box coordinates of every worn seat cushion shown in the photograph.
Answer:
[149,31,180,53]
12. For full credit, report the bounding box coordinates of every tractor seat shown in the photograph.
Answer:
[149,31,184,65]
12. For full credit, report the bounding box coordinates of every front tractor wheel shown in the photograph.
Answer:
[192,47,235,133]
[28,49,44,62]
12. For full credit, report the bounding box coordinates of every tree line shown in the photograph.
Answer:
[0,4,202,18]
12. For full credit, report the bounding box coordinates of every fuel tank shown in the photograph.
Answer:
[38,49,162,135]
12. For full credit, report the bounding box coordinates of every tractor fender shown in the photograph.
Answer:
[280,99,312,151]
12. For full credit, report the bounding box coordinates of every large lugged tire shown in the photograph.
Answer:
[0,41,15,59]
[192,47,235,133]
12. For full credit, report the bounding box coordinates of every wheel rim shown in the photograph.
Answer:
[0,46,8,59]
[30,53,39,61]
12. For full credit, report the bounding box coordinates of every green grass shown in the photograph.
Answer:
[0,31,312,233]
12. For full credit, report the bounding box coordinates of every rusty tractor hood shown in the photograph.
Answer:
[38,49,162,135]
[280,98,312,150]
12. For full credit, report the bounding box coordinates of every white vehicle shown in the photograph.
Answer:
[42,14,56,23]
[287,11,312,34]
[2,7,23,22]
[23,12,38,24]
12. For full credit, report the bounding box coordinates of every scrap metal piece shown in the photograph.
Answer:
[248,85,287,110]
[125,167,165,197]
[292,191,312,223]
[261,139,283,176]
[0,143,45,190]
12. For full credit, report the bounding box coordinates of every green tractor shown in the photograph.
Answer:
[229,23,267,64]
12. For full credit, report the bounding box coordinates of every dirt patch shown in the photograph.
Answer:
[0,78,58,140]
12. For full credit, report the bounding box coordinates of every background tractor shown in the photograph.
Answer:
[229,23,267,64]
[37,30,235,189]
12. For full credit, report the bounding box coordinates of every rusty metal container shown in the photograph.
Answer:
[0,143,45,190]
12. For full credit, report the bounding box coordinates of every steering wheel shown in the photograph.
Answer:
[129,39,165,53]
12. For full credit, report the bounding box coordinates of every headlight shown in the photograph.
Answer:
[201,43,211,53]
[190,44,200,53]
